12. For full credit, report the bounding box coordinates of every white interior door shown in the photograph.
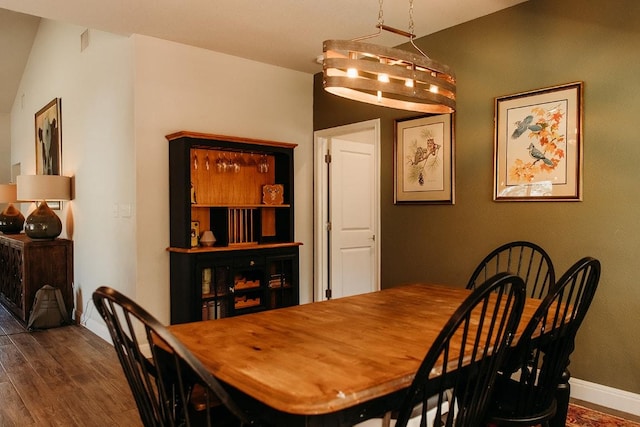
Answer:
[314,119,380,301]
[330,138,376,298]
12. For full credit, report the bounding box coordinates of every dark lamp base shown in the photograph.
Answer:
[24,201,62,240]
[0,203,25,234]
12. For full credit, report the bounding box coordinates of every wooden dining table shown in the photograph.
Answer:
[167,283,554,426]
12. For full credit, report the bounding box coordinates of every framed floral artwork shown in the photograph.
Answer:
[394,114,455,204]
[494,82,583,201]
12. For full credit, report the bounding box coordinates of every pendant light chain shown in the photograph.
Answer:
[377,0,385,28]
[408,0,429,59]
[408,0,415,38]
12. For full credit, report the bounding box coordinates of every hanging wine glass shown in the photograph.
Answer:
[216,153,225,172]
[258,154,269,173]
[231,153,241,173]
[237,152,247,167]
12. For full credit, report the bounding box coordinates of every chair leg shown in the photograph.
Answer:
[549,369,571,427]
[382,411,392,427]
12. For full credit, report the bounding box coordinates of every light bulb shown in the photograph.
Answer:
[406,65,415,88]
[347,51,358,78]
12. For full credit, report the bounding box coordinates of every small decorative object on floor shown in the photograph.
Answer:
[27,285,70,330]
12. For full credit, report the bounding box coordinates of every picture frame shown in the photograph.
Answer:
[494,82,583,201]
[394,114,455,204]
[262,184,284,205]
[35,98,62,176]
[190,220,200,248]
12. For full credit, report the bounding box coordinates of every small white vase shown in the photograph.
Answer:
[200,230,216,247]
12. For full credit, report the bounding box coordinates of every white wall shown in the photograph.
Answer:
[0,113,10,182]
[131,35,314,322]
[10,19,314,339]
[11,19,137,333]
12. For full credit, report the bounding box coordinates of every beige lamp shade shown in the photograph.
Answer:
[0,183,18,203]
[17,175,71,201]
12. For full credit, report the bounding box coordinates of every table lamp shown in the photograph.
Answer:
[17,175,71,240]
[0,183,25,234]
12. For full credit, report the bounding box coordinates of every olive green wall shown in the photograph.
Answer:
[314,0,640,395]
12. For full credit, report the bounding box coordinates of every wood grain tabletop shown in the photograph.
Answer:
[168,283,542,416]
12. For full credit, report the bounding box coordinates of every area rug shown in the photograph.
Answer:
[567,403,640,427]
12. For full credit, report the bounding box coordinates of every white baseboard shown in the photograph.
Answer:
[83,316,112,344]
[571,377,640,417]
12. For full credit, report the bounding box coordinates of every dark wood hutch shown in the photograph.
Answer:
[166,131,301,324]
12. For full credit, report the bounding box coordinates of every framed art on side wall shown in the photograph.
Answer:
[394,114,455,204]
[494,82,583,201]
[35,98,62,176]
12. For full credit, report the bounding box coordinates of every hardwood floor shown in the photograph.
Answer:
[0,304,141,426]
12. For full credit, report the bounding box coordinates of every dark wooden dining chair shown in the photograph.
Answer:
[393,273,526,427]
[484,257,601,427]
[92,286,260,427]
[467,241,555,299]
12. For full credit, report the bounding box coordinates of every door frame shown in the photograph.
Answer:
[313,119,381,302]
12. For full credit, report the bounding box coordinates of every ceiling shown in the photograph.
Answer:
[0,0,528,114]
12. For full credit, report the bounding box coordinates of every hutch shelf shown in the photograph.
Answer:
[167,131,301,324]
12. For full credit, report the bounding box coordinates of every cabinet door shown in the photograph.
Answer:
[266,253,298,309]
[197,263,232,320]
[230,255,266,315]
[0,239,24,317]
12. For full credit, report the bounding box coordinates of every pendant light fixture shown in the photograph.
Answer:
[322,0,456,114]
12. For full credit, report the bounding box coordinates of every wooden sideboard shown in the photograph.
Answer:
[0,234,74,324]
